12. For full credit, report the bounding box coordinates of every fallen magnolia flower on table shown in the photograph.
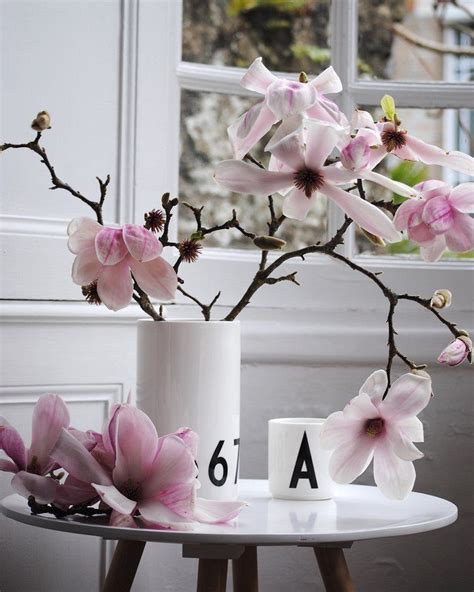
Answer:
[438,336,472,367]
[320,370,432,500]
[68,217,178,311]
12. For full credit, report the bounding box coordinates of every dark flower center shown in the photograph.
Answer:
[27,455,41,475]
[120,479,142,502]
[293,168,324,198]
[365,418,384,437]
[381,128,407,152]
[82,281,102,305]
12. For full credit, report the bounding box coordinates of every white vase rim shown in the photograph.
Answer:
[137,318,240,325]
[269,417,326,425]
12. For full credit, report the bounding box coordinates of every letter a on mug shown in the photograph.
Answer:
[289,431,318,489]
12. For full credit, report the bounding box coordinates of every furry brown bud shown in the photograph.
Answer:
[31,111,51,131]
[179,239,202,263]
[144,209,165,233]
[253,235,286,250]
[82,281,101,305]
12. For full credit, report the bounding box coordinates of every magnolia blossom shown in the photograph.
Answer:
[353,109,474,176]
[52,403,245,529]
[228,57,348,159]
[393,181,474,262]
[216,117,401,241]
[68,218,177,311]
[438,336,472,367]
[0,394,70,503]
[320,370,432,500]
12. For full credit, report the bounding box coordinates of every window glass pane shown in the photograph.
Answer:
[354,107,473,260]
[182,0,331,72]
[358,0,473,82]
[178,90,327,250]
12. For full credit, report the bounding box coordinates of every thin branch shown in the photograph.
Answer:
[177,286,221,321]
[264,271,300,286]
[392,22,474,57]
[28,496,111,519]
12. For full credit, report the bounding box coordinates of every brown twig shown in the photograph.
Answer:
[28,496,111,519]
[391,22,474,57]
[177,286,221,321]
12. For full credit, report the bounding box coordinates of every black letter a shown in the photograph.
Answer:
[289,431,318,489]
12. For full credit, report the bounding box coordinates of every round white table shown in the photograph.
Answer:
[0,479,457,592]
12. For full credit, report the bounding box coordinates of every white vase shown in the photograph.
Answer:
[136,319,241,500]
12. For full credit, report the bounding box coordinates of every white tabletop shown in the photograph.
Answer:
[0,479,457,546]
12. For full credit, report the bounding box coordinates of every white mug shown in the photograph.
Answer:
[268,418,335,501]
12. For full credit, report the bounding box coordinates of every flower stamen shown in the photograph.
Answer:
[381,128,407,152]
[293,168,324,198]
[365,418,384,438]
[82,281,102,305]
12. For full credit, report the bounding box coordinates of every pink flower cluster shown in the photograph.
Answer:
[214,58,474,257]
[0,396,245,529]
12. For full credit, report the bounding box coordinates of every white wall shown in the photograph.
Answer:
[1,1,473,591]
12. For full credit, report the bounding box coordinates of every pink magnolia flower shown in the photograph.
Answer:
[320,370,432,500]
[438,336,472,367]
[0,394,70,503]
[68,218,178,311]
[393,180,474,261]
[228,57,348,159]
[353,109,474,176]
[52,403,245,529]
[216,117,401,242]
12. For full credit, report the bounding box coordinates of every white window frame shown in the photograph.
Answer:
[167,0,473,317]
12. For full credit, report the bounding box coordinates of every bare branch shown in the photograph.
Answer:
[392,22,474,57]
[177,286,221,321]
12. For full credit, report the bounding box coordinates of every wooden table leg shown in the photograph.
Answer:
[197,557,228,592]
[232,545,258,592]
[313,547,355,592]
[102,540,146,592]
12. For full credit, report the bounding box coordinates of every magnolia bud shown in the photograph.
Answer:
[253,235,286,250]
[361,228,385,247]
[31,111,51,131]
[340,135,371,171]
[410,367,429,378]
[299,72,309,83]
[438,336,472,367]
[430,289,452,310]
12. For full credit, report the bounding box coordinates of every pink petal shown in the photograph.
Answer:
[228,102,276,160]
[68,427,98,452]
[319,411,363,450]
[393,199,424,231]
[67,217,102,253]
[305,120,340,170]
[422,196,454,234]
[373,444,416,500]
[322,164,356,185]
[11,471,61,504]
[329,438,376,484]
[416,179,449,195]
[385,426,423,461]
[92,483,137,515]
[52,428,111,485]
[110,510,139,528]
[129,257,177,301]
[449,183,474,213]
[71,246,102,285]
[340,135,371,171]
[305,98,348,128]
[214,160,293,196]
[398,417,424,443]
[310,66,343,95]
[174,427,199,459]
[359,370,388,407]
[29,394,70,474]
[420,236,446,262]
[343,392,379,421]
[266,79,317,119]
[361,169,417,198]
[96,258,134,311]
[240,57,276,93]
[0,459,19,473]
[444,210,474,253]
[112,406,159,487]
[0,418,26,470]
[138,499,194,530]
[282,187,317,221]
[54,475,98,508]
[402,135,474,176]
[438,338,471,367]
[123,224,163,262]
[142,435,197,500]
[156,482,195,519]
[194,497,246,524]
[380,373,432,422]
[352,110,378,132]
[95,228,128,266]
[265,115,305,171]
[408,222,437,246]
[320,184,401,242]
